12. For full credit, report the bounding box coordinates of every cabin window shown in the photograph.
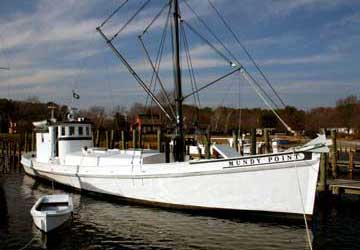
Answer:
[69,126,75,136]
[61,127,65,136]
[78,126,83,136]
[86,126,90,136]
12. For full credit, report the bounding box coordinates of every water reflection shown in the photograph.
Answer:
[1,173,360,250]
[18,175,310,250]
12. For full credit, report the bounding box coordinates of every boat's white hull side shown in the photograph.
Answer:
[22,152,320,215]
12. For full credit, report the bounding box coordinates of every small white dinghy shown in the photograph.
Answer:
[31,194,73,232]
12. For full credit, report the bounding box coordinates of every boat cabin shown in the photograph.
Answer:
[35,120,93,164]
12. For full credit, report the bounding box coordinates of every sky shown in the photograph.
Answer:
[0,0,359,111]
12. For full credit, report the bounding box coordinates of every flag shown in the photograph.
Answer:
[72,90,80,99]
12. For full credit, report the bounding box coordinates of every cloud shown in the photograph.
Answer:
[259,53,340,66]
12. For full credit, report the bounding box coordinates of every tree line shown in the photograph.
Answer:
[0,95,359,136]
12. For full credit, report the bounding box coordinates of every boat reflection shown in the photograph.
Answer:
[21,174,311,250]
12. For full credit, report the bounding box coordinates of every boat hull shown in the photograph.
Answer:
[22,152,320,216]
[30,195,73,232]
[32,212,72,232]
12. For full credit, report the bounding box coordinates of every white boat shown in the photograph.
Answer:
[21,0,331,218]
[31,194,73,232]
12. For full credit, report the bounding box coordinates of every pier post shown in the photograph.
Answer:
[251,128,256,155]
[24,132,28,152]
[164,138,170,163]
[105,130,109,149]
[110,130,114,149]
[205,130,211,159]
[121,130,126,150]
[331,130,337,178]
[157,128,163,152]
[318,153,328,192]
[95,129,100,147]
[138,128,142,148]
[133,129,138,148]
[232,130,238,151]
[31,132,35,152]
[264,128,271,154]
[349,146,354,179]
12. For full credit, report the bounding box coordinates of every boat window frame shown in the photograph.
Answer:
[61,126,65,136]
[78,126,83,136]
[69,126,75,136]
[86,126,90,136]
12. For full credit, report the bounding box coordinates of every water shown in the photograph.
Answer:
[1,172,360,250]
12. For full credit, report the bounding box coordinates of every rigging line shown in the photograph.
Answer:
[99,0,129,28]
[97,27,173,121]
[182,20,234,66]
[180,21,201,109]
[145,2,172,104]
[181,26,201,123]
[138,36,176,119]
[183,0,238,65]
[180,24,197,106]
[183,16,281,111]
[293,160,314,250]
[238,75,242,133]
[183,67,241,101]
[207,0,286,108]
[239,68,295,134]
[183,32,199,108]
[142,0,172,36]
[144,2,172,110]
[111,0,152,42]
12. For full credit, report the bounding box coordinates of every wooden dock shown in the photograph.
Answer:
[328,179,360,196]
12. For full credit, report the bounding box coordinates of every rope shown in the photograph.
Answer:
[143,2,172,111]
[111,0,152,42]
[293,159,314,250]
[99,0,128,28]
[138,36,176,119]
[142,0,172,36]
[181,15,281,110]
[239,69,295,134]
[207,0,286,109]
[180,22,201,109]
[182,20,233,66]
[183,0,238,66]
[17,237,35,250]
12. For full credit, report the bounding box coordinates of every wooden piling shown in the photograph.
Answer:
[250,128,256,155]
[95,129,100,147]
[110,130,114,149]
[318,153,328,192]
[31,132,36,152]
[24,132,28,152]
[264,128,271,154]
[104,130,108,149]
[232,130,237,150]
[133,129,138,148]
[138,128,142,148]
[157,128,163,152]
[331,130,337,178]
[164,139,170,163]
[349,146,354,179]
[205,130,211,159]
[121,130,126,150]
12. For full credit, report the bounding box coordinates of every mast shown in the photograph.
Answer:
[173,0,185,162]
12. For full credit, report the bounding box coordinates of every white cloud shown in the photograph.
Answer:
[259,53,340,66]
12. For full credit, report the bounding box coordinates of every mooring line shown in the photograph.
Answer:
[17,236,35,250]
[293,158,313,250]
